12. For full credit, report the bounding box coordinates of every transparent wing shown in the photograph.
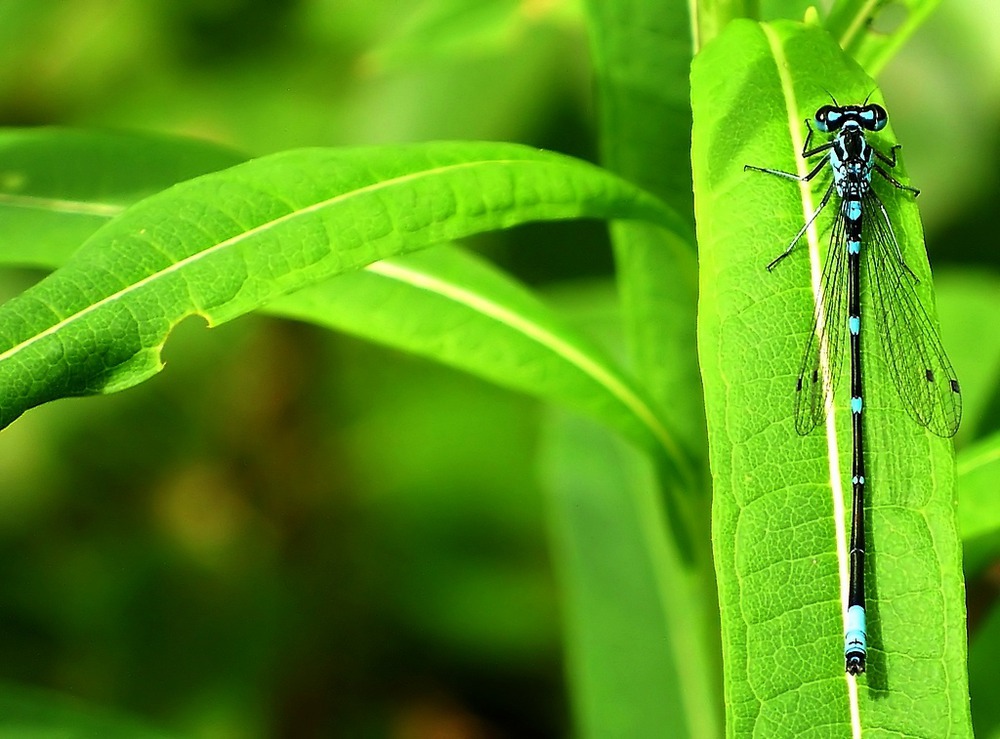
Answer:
[862,190,962,437]
[792,198,851,436]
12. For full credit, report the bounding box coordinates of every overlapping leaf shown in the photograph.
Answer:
[0,142,688,435]
[0,128,244,267]
[266,247,683,460]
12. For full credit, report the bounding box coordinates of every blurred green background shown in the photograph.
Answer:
[1,1,999,738]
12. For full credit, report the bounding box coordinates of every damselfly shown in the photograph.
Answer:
[745,101,962,676]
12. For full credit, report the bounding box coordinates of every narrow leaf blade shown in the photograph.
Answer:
[265,246,686,464]
[540,410,697,738]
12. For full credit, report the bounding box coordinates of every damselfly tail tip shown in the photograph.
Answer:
[844,606,867,675]
[845,653,866,676]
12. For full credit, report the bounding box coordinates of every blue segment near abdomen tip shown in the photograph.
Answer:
[851,396,863,413]
[849,316,860,335]
[848,240,860,254]
[844,604,867,656]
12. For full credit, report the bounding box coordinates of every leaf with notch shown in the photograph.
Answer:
[0,142,687,430]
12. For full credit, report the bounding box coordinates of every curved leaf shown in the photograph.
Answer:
[692,19,970,736]
[0,141,686,429]
[266,246,688,471]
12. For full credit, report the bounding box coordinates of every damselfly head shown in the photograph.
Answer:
[814,103,887,133]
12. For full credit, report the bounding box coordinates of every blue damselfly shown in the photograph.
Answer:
[745,101,962,675]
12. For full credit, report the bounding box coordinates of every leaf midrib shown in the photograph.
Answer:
[365,259,688,468]
[0,192,124,217]
[0,157,540,364]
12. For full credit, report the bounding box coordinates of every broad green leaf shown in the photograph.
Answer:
[693,19,971,736]
[0,683,181,738]
[0,142,687,429]
[265,246,687,465]
[539,410,718,739]
[0,128,244,267]
[825,0,942,75]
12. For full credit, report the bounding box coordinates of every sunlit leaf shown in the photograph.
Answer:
[692,18,970,734]
[0,141,686,430]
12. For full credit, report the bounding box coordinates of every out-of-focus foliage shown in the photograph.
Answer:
[1,1,999,738]
[0,2,594,737]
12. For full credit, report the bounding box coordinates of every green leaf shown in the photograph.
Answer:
[0,683,181,738]
[969,601,1000,738]
[265,246,687,466]
[0,130,689,473]
[0,128,244,267]
[957,439,1000,544]
[935,270,1000,437]
[957,432,1000,574]
[0,141,687,429]
[759,2,817,22]
[583,0,707,464]
[583,1,706,456]
[539,410,718,739]
[690,1,759,50]
[584,0,693,220]
[692,18,971,735]
[583,4,720,732]
[825,0,942,75]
